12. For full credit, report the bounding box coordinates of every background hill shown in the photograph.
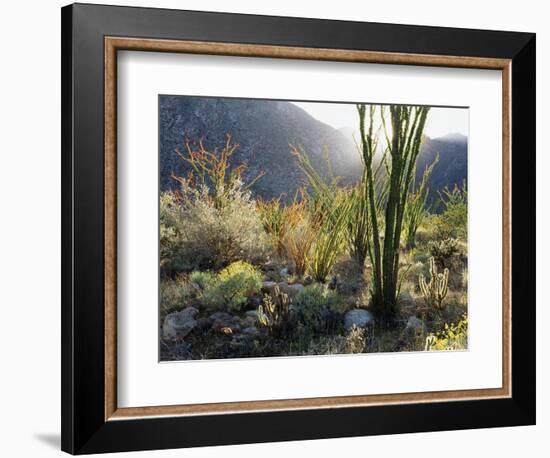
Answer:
[160,96,467,208]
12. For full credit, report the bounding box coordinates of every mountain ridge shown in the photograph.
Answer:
[159,96,467,206]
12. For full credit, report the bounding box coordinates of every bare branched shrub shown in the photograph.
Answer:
[160,136,272,273]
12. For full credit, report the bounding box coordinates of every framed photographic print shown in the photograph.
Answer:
[61,3,536,454]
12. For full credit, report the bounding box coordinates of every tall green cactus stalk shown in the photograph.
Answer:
[419,256,449,309]
[257,285,290,336]
[357,104,430,320]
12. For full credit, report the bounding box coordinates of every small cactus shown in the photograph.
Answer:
[257,285,290,336]
[419,257,449,309]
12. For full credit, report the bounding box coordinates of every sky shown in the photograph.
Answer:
[292,101,468,139]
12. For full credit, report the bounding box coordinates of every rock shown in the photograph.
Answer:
[245,310,259,319]
[344,309,374,331]
[406,316,423,330]
[279,267,289,277]
[195,317,212,331]
[209,311,233,322]
[209,311,237,332]
[248,296,262,308]
[242,316,257,327]
[163,307,199,339]
[242,326,260,336]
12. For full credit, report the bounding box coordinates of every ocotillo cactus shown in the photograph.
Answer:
[257,285,290,336]
[419,256,449,309]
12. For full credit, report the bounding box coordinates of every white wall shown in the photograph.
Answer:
[0,0,544,456]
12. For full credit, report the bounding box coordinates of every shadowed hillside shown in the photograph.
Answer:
[160,96,467,205]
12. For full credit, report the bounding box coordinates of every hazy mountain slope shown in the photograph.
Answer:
[159,96,361,201]
[159,96,467,206]
[415,133,468,209]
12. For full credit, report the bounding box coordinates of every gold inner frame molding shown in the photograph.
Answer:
[104,36,512,421]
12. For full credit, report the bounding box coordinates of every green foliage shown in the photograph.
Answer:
[433,182,468,239]
[159,136,272,273]
[188,270,215,290]
[256,198,286,255]
[308,195,352,283]
[198,261,263,312]
[403,156,438,249]
[257,285,291,337]
[428,237,460,268]
[281,202,316,277]
[159,277,194,315]
[357,103,430,320]
[293,283,343,332]
[425,314,468,351]
[419,257,449,310]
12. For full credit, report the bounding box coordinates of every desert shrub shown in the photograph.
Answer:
[305,335,347,355]
[346,325,367,353]
[160,192,188,275]
[160,277,193,315]
[160,183,271,272]
[257,198,286,256]
[160,135,272,273]
[425,314,468,351]
[199,261,263,312]
[428,237,466,289]
[432,183,467,240]
[281,204,317,277]
[293,283,344,332]
[188,270,215,290]
[428,238,460,268]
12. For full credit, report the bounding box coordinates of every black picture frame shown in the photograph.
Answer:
[61,3,536,454]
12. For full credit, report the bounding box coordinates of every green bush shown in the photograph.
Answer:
[199,261,263,312]
[160,277,194,316]
[188,270,215,290]
[428,238,460,267]
[432,183,467,240]
[160,185,271,274]
[293,283,343,332]
[425,314,468,351]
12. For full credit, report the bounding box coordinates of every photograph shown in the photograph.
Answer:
[159,95,469,361]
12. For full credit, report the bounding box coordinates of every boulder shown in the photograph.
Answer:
[209,311,233,322]
[162,307,199,339]
[209,311,236,332]
[245,309,259,319]
[344,309,374,331]
[242,326,260,337]
[195,317,212,331]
